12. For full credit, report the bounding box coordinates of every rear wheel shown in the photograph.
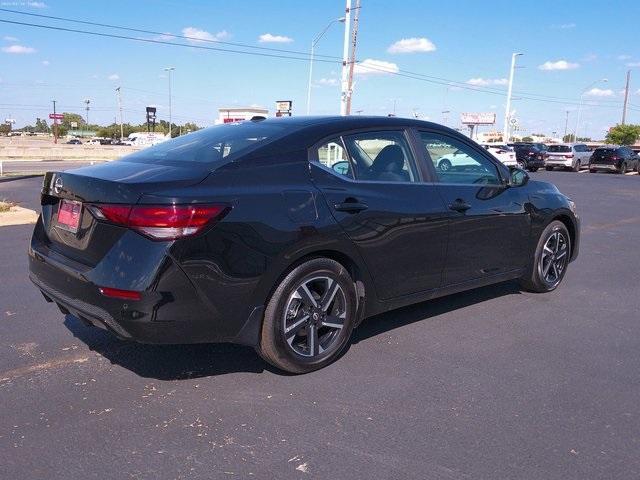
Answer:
[619,162,627,174]
[520,220,571,293]
[572,159,581,172]
[258,258,357,374]
[589,168,597,173]
[545,166,554,171]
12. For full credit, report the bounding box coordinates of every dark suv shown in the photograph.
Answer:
[512,144,546,171]
[589,145,640,174]
[29,116,579,373]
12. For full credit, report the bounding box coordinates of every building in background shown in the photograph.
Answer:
[216,107,269,125]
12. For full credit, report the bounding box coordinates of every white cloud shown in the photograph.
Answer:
[182,27,228,44]
[538,60,579,71]
[2,44,36,54]
[387,37,436,54]
[258,33,293,43]
[27,1,47,7]
[618,54,631,61]
[353,58,399,76]
[585,88,614,97]
[316,77,338,86]
[152,32,176,41]
[551,23,576,29]
[626,62,640,67]
[108,73,120,81]
[3,36,18,42]
[466,77,508,86]
[42,60,49,66]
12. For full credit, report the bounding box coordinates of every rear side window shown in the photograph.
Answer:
[313,137,354,179]
[121,121,294,167]
[342,131,419,183]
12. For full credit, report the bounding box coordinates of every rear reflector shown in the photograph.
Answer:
[99,287,142,301]
[90,204,229,240]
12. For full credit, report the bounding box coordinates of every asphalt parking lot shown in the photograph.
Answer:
[1,171,639,479]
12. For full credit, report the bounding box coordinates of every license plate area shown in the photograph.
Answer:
[56,199,82,233]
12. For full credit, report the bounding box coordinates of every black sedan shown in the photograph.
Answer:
[29,117,580,373]
[512,143,546,171]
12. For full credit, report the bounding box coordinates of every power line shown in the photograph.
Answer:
[0,7,343,60]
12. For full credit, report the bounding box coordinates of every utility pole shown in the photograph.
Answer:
[344,0,361,116]
[339,0,351,116]
[503,52,523,143]
[564,110,570,138]
[52,99,58,144]
[115,87,124,140]
[622,70,631,125]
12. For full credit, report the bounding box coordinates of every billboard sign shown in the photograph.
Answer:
[460,112,496,125]
[276,100,292,116]
[49,113,64,120]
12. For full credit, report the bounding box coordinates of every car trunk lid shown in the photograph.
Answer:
[38,160,211,266]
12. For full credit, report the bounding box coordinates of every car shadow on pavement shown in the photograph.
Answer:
[63,281,521,380]
[352,281,521,344]
[63,315,273,380]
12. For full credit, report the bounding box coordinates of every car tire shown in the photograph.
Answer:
[529,167,539,172]
[619,162,627,174]
[572,160,580,172]
[589,168,596,173]
[438,159,452,172]
[545,166,554,171]
[519,220,571,293]
[258,258,357,374]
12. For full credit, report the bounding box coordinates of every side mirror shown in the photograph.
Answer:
[508,166,529,187]
[332,160,350,176]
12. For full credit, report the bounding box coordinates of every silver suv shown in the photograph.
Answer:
[545,143,592,172]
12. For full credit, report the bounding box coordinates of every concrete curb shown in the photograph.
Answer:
[0,174,44,183]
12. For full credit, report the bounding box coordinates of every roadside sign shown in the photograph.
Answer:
[510,117,518,125]
[70,121,78,128]
[276,100,292,112]
[49,113,64,120]
[460,112,495,125]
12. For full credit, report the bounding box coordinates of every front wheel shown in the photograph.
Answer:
[520,220,571,293]
[258,258,357,374]
[529,167,539,172]
[619,162,627,174]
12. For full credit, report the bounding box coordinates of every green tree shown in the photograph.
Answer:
[605,124,640,145]
[61,112,85,129]
[521,136,533,142]
[563,133,576,143]
[0,123,11,135]
[34,118,50,133]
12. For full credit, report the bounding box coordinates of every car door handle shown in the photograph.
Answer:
[449,199,472,212]
[334,201,368,213]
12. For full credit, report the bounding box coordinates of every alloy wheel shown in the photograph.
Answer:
[539,231,569,285]
[282,276,347,358]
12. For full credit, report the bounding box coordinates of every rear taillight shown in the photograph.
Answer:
[611,156,619,161]
[565,154,574,159]
[99,287,142,300]
[90,204,229,240]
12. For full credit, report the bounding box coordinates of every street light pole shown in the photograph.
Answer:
[84,99,90,137]
[164,67,175,137]
[564,110,570,138]
[306,17,345,115]
[115,87,124,140]
[503,52,523,143]
[574,78,607,141]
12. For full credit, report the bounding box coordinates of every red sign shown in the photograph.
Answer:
[49,113,64,120]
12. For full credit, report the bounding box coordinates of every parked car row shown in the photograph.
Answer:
[479,141,640,175]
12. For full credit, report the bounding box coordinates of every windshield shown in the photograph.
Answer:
[548,145,571,152]
[121,121,294,167]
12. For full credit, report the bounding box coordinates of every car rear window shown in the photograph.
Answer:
[548,145,571,152]
[594,148,616,156]
[121,121,295,167]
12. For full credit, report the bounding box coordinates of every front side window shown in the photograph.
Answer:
[313,137,353,179]
[419,132,502,185]
[342,130,418,183]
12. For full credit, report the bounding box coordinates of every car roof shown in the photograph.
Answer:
[250,115,447,130]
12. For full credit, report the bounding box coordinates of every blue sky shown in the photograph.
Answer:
[1,0,639,138]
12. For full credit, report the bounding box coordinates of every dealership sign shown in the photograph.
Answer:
[460,112,496,125]
[49,113,64,120]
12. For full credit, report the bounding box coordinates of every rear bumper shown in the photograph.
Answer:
[590,163,618,171]
[28,219,262,346]
[546,159,573,167]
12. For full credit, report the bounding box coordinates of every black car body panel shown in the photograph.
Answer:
[589,146,640,171]
[29,116,580,347]
[513,144,546,170]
